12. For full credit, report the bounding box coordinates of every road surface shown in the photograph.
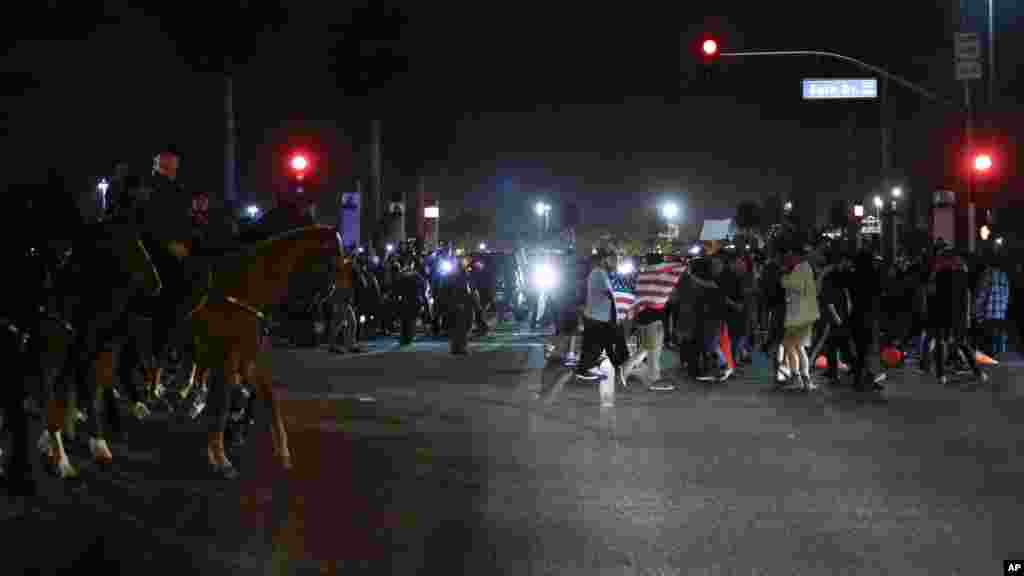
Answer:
[3,322,1024,574]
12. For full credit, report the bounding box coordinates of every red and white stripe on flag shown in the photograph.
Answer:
[634,262,685,314]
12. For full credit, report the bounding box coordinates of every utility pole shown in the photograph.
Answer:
[224,73,238,207]
[961,0,976,254]
[988,0,996,107]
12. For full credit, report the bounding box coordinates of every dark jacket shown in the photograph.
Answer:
[142,172,191,246]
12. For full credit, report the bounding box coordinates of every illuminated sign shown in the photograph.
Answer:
[802,78,878,100]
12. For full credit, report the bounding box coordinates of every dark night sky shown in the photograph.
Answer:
[3,3,1021,239]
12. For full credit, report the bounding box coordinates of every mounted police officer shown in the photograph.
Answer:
[137,145,194,395]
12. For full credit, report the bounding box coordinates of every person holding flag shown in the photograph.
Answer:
[627,257,687,388]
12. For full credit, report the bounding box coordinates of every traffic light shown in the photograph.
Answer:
[973,152,993,173]
[702,38,719,58]
[289,152,311,181]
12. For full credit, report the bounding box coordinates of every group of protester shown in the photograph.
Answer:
[543,236,1016,400]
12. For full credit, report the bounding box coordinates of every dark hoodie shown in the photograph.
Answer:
[849,251,880,325]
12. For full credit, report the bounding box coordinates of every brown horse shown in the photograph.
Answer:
[190,224,339,476]
[46,225,338,478]
[41,229,163,479]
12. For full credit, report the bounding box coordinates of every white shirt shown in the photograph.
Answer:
[585,267,614,322]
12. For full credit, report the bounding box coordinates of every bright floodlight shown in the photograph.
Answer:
[97,178,109,193]
[702,39,718,56]
[996,237,1005,246]
[290,154,308,172]
[688,245,701,255]
[873,196,884,208]
[479,242,487,251]
[784,201,793,212]
[533,262,557,291]
[246,205,260,217]
[535,202,550,216]
[661,202,679,220]
[853,204,864,217]
[891,187,902,198]
[980,225,991,241]
[974,153,993,172]
[385,243,394,253]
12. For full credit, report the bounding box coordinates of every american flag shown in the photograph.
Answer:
[609,272,637,322]
[634,262,685,314]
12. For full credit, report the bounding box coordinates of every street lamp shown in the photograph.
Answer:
[783,201,793,213]
[853,204,864,218]
[660,202,679,220]
[97,178,109,213]
[873,195,883,218]
[534,201,551,233]
[891,186,902,199]
[479,242,487,251]
[245,205,260,218]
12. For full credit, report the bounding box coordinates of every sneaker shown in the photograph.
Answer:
[781,379,806,392]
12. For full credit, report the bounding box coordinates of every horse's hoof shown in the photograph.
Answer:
[278,451,293,471]
[53,456,78,480]
[209,461,239,480]
[37,431,51,456]
[89,438,114,467]
[131,402,150,421]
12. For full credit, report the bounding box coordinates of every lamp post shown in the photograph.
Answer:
[886,187,903,263]
[534,201,551,236]
[97,178,109,215]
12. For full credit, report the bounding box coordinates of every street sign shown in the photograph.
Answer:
[955,32,982,80]
[860,215,881,235]
[801,78,877,100]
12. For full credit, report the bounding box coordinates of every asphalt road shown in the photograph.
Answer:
[4,322,1024,574]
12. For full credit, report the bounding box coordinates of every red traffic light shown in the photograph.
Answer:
[290,154,309,172]
[973,153,993,172]
[702,39,719,57]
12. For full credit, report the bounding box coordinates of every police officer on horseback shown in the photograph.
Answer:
[139,145,195,393]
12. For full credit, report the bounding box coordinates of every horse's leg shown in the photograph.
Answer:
[46,363,78,479]
[205,358,237,478]
[2,332,36,497]
[246,359,291,470]
[87,349,115,465]
[120,336,150,420]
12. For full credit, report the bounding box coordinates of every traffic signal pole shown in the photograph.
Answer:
[717,50,960,109]
[716,47,968,253]
[963,78,975,253]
